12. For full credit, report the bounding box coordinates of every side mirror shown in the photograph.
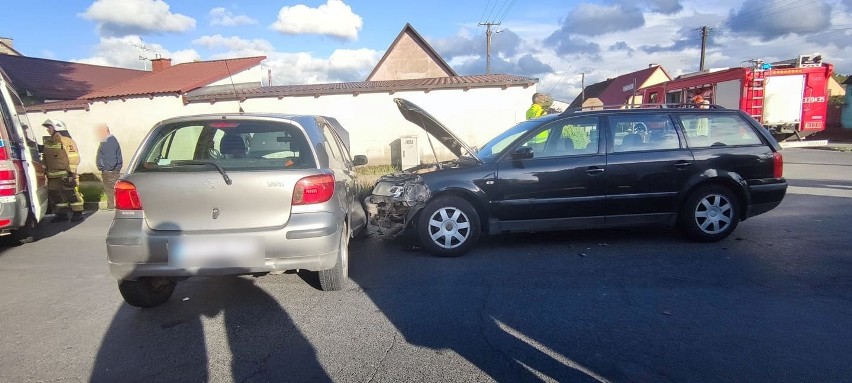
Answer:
[353,155,368,166]
[511,146,534,160]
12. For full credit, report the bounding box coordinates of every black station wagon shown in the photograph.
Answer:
[366,98,787,257]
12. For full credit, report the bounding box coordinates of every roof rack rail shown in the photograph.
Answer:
[559,103,725,115]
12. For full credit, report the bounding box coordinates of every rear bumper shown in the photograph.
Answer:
[0,194,29,233]
[745,181,787,219]
[106,211,342,280]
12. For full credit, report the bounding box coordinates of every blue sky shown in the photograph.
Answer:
[2,0,851,100]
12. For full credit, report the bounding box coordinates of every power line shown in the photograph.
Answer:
[716,0,820,31]
[495,0,518,25]
[478,0,492,24]
[483,0,501,24]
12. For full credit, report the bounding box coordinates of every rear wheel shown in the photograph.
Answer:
[417,196,481,257]
[319,223,349,291]
[118,277,176,308]
[679,185,740,242]
[4,213,36,246]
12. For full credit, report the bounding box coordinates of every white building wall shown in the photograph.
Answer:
[27,85,536,174]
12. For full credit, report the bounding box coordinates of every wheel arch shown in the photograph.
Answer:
[677,171,750,219]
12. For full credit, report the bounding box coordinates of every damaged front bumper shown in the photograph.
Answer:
[364,173,431,238]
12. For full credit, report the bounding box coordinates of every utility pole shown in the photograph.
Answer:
[580,72,586,104]
[699,26,710,71]
[479,22,500,74]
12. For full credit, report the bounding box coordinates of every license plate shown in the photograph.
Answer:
[169,237,263,268]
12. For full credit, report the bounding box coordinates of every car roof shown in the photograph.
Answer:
[156,113,328,127]
[559,104,735,117]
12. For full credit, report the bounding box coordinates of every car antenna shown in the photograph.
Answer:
[416,114,442,169]
[224,60,244,113]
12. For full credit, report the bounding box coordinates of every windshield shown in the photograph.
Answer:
[135,119,317,173]
[476,119,544,161]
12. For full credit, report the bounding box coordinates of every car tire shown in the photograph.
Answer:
[319,223,349,291]
[118,277,177,308]
[416,196,481,257]
[4,213,36,246]
[679,185,740,242]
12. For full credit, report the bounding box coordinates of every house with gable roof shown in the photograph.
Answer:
[569,65,671,109]
[26,24,537,173]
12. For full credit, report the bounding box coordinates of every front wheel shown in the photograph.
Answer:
[118,278,177,308]
[416,196,481,257]
[679,185,740,242]
[319,223,349,291]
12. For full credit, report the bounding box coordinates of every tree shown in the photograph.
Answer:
[832,73,849,84]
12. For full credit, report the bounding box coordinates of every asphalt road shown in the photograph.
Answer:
[1,148,850,383]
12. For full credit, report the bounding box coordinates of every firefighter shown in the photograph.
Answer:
[526,92,554,120]
[42,119,84,222]
[692,95,711,136]
[525,93,555,150]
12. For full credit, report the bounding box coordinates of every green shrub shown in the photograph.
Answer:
[78,181,105,203]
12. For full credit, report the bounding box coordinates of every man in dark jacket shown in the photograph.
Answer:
[96,124,122,210]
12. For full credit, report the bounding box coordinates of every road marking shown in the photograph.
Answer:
[493,318,612,383]
[787,186,852,199]
[780,140,829,148]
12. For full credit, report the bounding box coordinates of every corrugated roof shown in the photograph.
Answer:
[0,55,147,100]
[570,66,669,108]
[82,56,266,100]
[184,74,537,103]
[568,79,614,108]
[26,99,90,113]
[596,66,665,104]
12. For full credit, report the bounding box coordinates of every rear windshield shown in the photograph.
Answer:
[135,120,316,172]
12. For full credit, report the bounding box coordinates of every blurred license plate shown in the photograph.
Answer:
[170,237,263,267]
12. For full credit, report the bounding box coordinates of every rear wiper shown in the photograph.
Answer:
[172,160,232,185]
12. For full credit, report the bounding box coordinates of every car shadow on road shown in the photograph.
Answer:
[90,275,329,382]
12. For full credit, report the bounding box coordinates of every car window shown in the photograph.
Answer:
[676,113,763,148]
[516,117,600,159]
[319,124,345,168]
[0,93,22,160]
[609,114,681,153]
[136,120,316,172]
[477,119,542,160]
[7,86,38,159]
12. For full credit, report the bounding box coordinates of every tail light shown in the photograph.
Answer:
[772,152,783,178]
[293,174,335,205]
[0,145,17,196]
[0,169,16,196]
[115,180,143,210]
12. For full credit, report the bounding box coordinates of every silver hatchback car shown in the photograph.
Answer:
[106,114,367,307]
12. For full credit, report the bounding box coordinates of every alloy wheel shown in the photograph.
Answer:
[427,206,471,249]
[694,194,734,235]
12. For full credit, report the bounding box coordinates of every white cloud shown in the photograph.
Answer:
[74,35,200,69]
[209,7,257,26]
[192,35,379,84]
[193,35,273,54]
[270,0,363,40]
[80,0,196,36]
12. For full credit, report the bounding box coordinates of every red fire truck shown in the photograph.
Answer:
[641,54,833,140]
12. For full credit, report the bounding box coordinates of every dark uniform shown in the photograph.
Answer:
[42,120,84,221]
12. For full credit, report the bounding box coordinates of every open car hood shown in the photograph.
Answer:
[393,98,480,162]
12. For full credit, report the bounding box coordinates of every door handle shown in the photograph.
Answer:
[586,167,605,175]
[674,161,693,169]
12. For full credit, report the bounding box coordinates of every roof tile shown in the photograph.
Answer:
[185,74,537,102]
[0,55,147,100]
[82,56,266,100]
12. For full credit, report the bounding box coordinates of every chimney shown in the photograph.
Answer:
[151,57,172,72]
[0,37,17,55]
